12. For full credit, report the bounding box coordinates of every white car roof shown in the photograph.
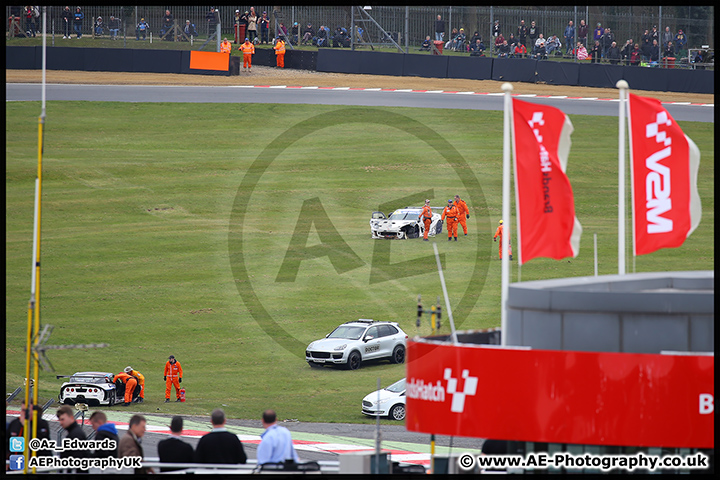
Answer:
[343,320,399,327]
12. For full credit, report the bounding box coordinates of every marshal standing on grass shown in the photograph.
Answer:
[454,195,470,236]
[164,354,183,402]
[442,199,459,241]
[418,199,433,241]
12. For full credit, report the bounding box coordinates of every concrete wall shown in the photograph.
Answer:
[506,271,714,353]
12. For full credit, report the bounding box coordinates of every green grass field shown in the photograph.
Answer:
[5,100,714,423]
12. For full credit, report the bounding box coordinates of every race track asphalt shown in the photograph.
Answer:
[6,83,714,122]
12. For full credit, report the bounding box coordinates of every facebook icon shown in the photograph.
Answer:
[9,455,25,471]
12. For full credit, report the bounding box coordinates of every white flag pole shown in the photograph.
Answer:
[501,82,513,346]
[616,80,628,275]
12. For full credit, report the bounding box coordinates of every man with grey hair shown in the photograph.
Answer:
[195,408,247,464]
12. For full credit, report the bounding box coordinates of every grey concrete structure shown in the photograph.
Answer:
[506,271,714,353]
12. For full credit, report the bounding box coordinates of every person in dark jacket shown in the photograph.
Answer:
[469,38,485,56]
[302,23,314,45]
[577,19,588,46]
[516,19,527,48]
[195,409,247,465]
[649,39,660,62]
[527,20,539,47]
[61,6,72,39]
[158,416,195,472]
[108,15,120,40]
[641,29,652,60]
[160,9,174,39]
[674,29,687,57]
[662,41,675,59]
[589,40,602,63]
[72,7,83,39]
[205,6,219,37]
[89,411,119,458]
[57,405,89,473]
[258,11,270,44]
[434,14,445,42]
[600,27,615,58]
[6,401,53,461]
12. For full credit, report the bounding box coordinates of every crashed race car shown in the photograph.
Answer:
[57,371,121,406]
[370,206,443,239]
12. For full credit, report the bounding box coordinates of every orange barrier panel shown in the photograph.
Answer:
[189,51,230,71]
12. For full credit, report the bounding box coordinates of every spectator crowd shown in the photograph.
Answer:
[6,404,304,473]
[421,13,701,66]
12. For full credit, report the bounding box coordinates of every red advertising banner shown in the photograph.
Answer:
[405,339,714,448]
[628,93,702,256]
[511,98,582,265]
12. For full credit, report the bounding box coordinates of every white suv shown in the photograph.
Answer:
[305,319,408,370]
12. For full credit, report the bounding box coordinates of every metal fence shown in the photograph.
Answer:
[370,5,713,51]
[7,5,714,54]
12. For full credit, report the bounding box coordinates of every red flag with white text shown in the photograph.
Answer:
[511,98,582,265]
[628,93,702,256]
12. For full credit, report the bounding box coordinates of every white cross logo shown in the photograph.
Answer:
[444,368,478,413]
[527,112,545,143]
[646,111,672,147]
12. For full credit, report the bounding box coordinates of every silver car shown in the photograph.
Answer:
[306,319,408,370]
[370,207,443,239]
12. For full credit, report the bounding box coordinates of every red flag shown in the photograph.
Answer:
[511,98,582,265]
[628,93,702,256]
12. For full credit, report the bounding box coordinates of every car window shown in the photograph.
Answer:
[388,210,420,220]
[327,326,366,340]
[379,325,398,337]
[365,326,379,340]
[70,375,105,384]
[386,378,406,393]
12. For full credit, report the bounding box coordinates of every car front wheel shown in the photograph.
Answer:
[389,404,406,421]
[347,351,361,370]
[391,345,405,364]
